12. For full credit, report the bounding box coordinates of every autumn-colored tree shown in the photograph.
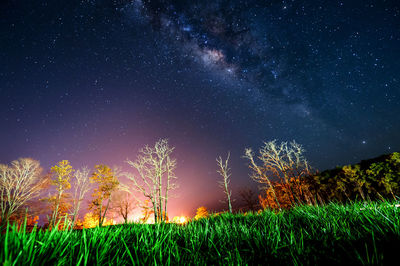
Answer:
[139,199,154,223]
[157,210,169,222]
[7,209,39,232]
[42,193,72,230]
[244,140,313,210]
[82,212,98,228]
[216,152,234,213]
[73,218,84,230]
[137,199,168,223]
[90,165,119,227]
[244,146,280,210]
[0,158,47,228]
[126,139,178,223]
[258,182,293,210]
[194,206,209,220]
[70,166,91,228]
[82,212,114,229]
[49,160,74,228]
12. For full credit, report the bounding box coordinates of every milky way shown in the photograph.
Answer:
[119,0,399,134]
[0,0,399,216]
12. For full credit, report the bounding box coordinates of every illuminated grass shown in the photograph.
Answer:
[1,201,400,265]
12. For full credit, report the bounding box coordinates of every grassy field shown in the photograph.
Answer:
[1,201,400,265]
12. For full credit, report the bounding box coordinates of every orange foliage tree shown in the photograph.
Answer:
[244,140,315,210]
[139,200,154,223]
[81,212,114,229]
[90,165,119,227]
[194,206,209,220]
[49,160,74,228]
[6,208,39,232]
[42,192,72,230]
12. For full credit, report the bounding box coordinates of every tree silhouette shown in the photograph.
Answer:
[111,191,136,224]
[238,187,258,212]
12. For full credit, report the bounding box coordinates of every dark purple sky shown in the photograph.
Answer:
[1,0,399,218]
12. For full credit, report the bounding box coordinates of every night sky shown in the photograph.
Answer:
[1,0,399,218]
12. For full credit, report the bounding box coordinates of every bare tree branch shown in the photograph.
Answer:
[0,158,46,227]
[216,152,234,213]
[244,140,312,210]
[125,138,177,223]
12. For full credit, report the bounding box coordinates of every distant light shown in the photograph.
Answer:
[362,140,366,144]
[172,216,188,224]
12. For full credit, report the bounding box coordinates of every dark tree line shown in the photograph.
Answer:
[305,152,400,204]
[257,152,400,210]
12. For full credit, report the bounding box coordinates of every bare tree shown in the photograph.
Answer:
[0,158,46,227]
[70,166,91,228]
[125,138,178,223]
[244,140,312,209]
[244,147,281,210]
[216,152,234,213]
[111,190,136,224]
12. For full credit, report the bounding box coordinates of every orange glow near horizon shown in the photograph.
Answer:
[172,216,189,224]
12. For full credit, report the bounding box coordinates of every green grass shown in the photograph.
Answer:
[1,201,400,265]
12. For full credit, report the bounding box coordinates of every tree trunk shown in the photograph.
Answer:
[267,181,281,211]
[124,204,128,224]
[101,196,111,226]
[99,194,103,226]
[158,186,163,222]
[316,192,325,205]
[151,198,157,223]
[358,185,366,201]
[225,181,232,213]
[52,190,63,229]
[390,188,396,200]
[71,201,81,229]
[158,170,163,222]
[163,193,168,222]
[0,211,10,230]
[164,159,170,222]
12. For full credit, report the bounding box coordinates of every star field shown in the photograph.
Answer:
[0,0,399,216]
